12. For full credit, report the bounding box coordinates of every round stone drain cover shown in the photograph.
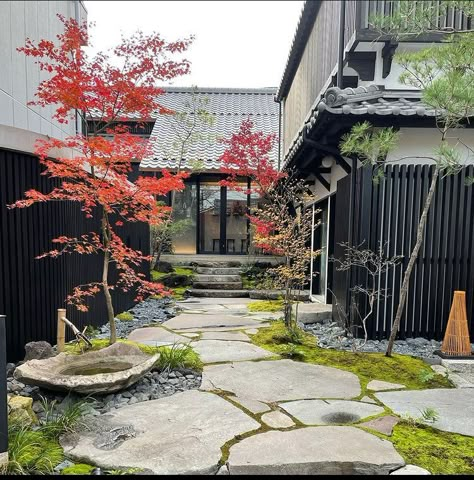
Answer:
[321,412,360,424]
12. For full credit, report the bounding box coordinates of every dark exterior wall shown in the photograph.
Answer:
[0,149,149,361]
[331,164,474,341]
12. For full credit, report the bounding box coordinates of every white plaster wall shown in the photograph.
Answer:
[0,1,87,154]
[386,128,474,165]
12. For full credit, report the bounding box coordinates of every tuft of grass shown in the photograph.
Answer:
[391,423,474,474]
[38,396,87,440]
[61,463,95,475]
[251,321,453,393]
[3,426,63,475]
[116,311,134,322]
[155,343,203,372]
[247,300,284,313]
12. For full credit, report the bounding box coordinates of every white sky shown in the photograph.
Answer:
[83,0,304,89]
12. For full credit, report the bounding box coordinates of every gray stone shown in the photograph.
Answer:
[199,331,250,342]
[23,341,55,361]
[231,396,270,414]
[192,340,274,364]
[292,302,332,324]
[261,410,295,428]
[227,426,404,475]
[245,329,259,335]
[62,390,259,474]
[163,314,264,331]
[189,289,250,298]
[390,465,431,475]
[359,415,399,436]
[367,380,406,391]
[201,360,360,402]
[279,400,384,425]
[14,343,158,394]
[216,465,230,475]
[127,327,190,346]
[375,388,474,436]
[360,396,378,404]
[249,289,310,301]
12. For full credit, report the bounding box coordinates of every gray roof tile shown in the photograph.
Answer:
[140,87,279,171]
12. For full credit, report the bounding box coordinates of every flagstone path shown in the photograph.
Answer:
[63,297,471,475]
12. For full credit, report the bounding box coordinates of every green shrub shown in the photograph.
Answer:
[39,396,87,440]
[155,343,203,372]
[116,311,134,322]
[61,463,95,475]
[3,426,63,475]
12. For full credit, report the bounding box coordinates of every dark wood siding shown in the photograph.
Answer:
[0,149,150,361]
[331,164,474,341]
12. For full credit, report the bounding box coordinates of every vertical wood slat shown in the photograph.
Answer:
[338,164,474,342]
[0,151,150,361]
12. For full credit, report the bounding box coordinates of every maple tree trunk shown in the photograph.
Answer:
[101,215,116,344]
[386,167,439,356]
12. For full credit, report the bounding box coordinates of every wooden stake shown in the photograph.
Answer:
[441,291,472,357]
[57,308,66,353]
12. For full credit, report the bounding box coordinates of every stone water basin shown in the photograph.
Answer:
[14,343,158,395]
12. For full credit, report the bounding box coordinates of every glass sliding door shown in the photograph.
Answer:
[199,182,222,253]
[225,183,248,254]
[171,181,197,254]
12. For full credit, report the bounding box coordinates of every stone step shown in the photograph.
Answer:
[193,261,243,268]
[292,302,332,324]
[195,267,242,275]
[189,289,249,298]
[249,290,311,301]
[193,281,243,290]
[194,274,242,283]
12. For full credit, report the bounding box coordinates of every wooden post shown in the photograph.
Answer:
[57,308,66,353]
[0,315,8,468]
[441,291,472,357]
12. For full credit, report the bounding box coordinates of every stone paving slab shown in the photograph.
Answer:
[127,327,190,346]
[192,340,274,364]
[177,298,253,305]
[279,399,384,425]
[231,396,271,414]
[175,324,271,334]
[261,411,295,428]
[163,314,265,331]
[359,415,400,436]
[227,426,404,475]
[375,388,474,436]
[367,380,406,391]
[62,391,259,475]
[390,465,431,475]
[199,331,250,342]
[201,360,360,402]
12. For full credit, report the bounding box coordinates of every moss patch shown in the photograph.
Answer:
[61,463,95,475]
[151,267,194,281]
[251,321,453,393]
[391,423,474,474]
[116,311,133,322]
[247,300,284,313]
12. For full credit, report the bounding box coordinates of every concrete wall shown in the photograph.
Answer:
[0,1,87,154]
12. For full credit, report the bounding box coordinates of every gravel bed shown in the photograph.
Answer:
[302,321,452,359]
[95,297,176,339]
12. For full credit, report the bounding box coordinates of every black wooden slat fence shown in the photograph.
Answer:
[332,164,474,341]
[0,149,150,361]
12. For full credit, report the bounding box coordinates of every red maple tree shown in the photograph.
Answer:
[11,15,192,343]
[220,119,316,326]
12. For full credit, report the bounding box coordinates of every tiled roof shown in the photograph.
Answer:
[283,85,440,168]
[140,87,279,171]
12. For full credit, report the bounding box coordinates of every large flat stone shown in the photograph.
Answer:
[175,324,271,334]
[192,340,274,364]
[261,411,295,428]
[189,288,248,297]
[178,298,253,305]
[127,327,190,346]
[375,388,474,436]
[292,302,332,324]
[200,331,250,342]
[390,465,431,475]
[279,400,384,425]
[227,426,404,475]
[359,415,400,436]
[201,360,360,402]
[163,314,264,331]
[62,391,259,475]
[231,397,271,414]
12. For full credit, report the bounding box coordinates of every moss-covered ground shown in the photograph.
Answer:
[64,338,203,371]
[250,321,452,394]
[247,300,284,313]
[151,268,194,299]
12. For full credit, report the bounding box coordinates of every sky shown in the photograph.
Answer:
[83,0,304,89]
